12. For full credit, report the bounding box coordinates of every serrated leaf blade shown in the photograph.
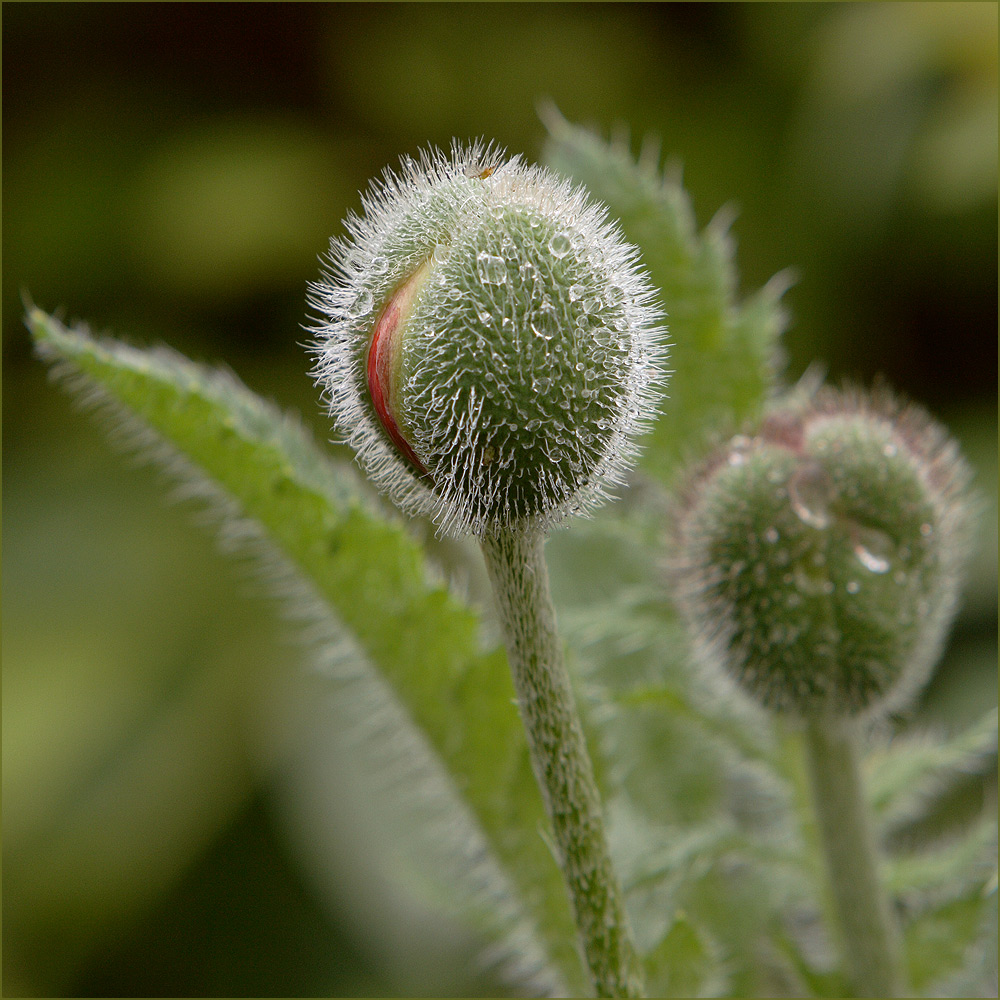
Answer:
[28,307,579,992]
[542,110,786,484]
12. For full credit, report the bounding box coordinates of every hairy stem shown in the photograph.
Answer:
[480,525,644,998]
[802,713,906,998]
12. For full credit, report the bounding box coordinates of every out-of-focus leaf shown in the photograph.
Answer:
[542,109,787,485]
[27,308,576,994]
[903,879,998,996]
[867,708,998,835]
[887,812,997,900]
[642,912,727,998]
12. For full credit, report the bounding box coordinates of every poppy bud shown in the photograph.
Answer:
[671,386,973,716]
[310,143,667,536]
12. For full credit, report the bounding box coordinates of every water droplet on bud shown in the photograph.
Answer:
[548,233,571,258]
[789,462,831,529]
[853,525,892,574]
[349,289,373,317]
[855,545,890,574]
[476,252,507,284]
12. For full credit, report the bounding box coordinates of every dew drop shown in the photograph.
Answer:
[764,527,779,544]
[727,435,752,467]
[883,442,898,458]
[855,546,890,574]
[852,525,893,574]
[846,580,860,594]
[477,309,492,324]
[569,283,585,302]
[789,463,831,530]
[519,261,537,283]
[919,522,933,537]
[349,289,373,317]
[477,252,507,284]
[548,233,571,258]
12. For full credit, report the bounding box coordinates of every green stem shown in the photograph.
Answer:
[480,524,645,998]
[802,713,907,998]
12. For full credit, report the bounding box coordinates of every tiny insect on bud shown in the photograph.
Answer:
[308,142,667,537]
[670,386,973,716]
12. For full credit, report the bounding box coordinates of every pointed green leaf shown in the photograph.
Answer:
[542,110,786,485]
[643,912,728,998]
[887,812,997,899]
[28,307,580,992]
[867,708,998,834]
[903,883,998,995]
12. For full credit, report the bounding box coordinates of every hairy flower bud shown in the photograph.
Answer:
[309,143,666,536]
[671,386,973,716]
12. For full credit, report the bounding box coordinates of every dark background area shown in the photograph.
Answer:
[4,4,996,996]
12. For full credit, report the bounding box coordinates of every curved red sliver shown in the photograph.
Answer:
[367,290,429,476]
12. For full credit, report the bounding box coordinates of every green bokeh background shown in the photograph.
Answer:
[4,4,996,996]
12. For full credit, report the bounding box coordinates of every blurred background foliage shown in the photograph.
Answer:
[3,4,996,996]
